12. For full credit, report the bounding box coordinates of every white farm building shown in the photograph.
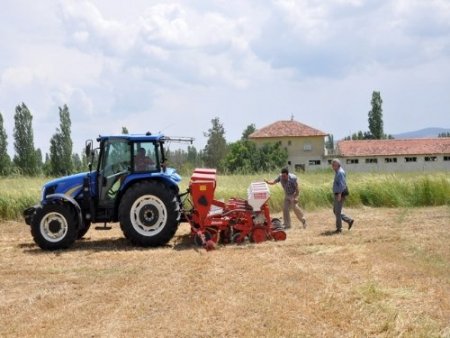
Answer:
[248,119,450,172]
[335,138,450,172]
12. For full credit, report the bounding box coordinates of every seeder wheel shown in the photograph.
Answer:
[251,228,267,243]
[271,218,283,230]
[193,227,219,247]
[193,231,211,246]
[271,230,287,241]
[205,227,219,243]
[232,232,245,244]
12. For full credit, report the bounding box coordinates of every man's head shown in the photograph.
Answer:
[331,158,341,171]
[281,167,289,180]
[137,148,146,157]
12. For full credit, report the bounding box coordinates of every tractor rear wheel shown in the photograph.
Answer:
[31,204,78,250]
[119,181,180,247]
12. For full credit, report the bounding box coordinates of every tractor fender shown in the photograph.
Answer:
[40,193,83,229]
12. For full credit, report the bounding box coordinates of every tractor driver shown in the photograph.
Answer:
[134,147,154,171]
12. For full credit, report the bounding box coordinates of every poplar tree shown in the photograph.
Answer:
[241,123,256,140]
[49,105,73,175]
[368,91,384,139]
[0,112,11,175]
[35,148,43,174]
[13,103,38,175]
[325,134,334,150]
[203,117,228,171]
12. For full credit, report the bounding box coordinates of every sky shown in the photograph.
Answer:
[1,0,449,156]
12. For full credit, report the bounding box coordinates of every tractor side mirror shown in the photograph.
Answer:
[85,140,93,158]
[85,140,93,171]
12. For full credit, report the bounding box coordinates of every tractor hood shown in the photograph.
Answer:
[42,172,89,200]
[164,167,181,183]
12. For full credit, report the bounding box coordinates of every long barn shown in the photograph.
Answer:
[335,138,450,172]
[249,119,450,172]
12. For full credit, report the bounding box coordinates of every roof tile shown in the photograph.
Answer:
[337,138,450,156]
[249,120,327,138]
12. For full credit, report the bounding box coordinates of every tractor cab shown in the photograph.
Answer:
[24,132,189,250]
[88,136,160,206]
[85,134,180,220]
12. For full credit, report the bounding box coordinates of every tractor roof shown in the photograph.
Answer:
[97,133,165,143]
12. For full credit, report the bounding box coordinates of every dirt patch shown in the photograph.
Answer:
[1,207,449,337]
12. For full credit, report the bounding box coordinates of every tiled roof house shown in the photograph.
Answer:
[336,138,450,172]
[249,119,328,171]
[249,120,328,138]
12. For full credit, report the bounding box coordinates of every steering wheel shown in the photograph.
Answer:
[104,161,129,177]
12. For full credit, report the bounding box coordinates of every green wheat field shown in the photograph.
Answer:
[1,171,449,220]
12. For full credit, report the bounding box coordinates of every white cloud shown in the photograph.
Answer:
[274,0,330,42]
[0,0,449,157]
[52,86,94,117]
[138,3,246,49]
[1,67,35,87]
[73,31,90,43]
[59,1,270,90]
[60,0,138,53]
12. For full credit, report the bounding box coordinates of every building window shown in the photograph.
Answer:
[365,158,378,164]
[287,140,292,146]
[444,156,450,161]
[425,156,437,162]
[405,157,417,162]
[328,159,333,165]
[295,164,305,172]
[303,144,312,151]
[308,160,321,166]
[385,158,397,163]
[346,159,359,164]
[288,161,292,165]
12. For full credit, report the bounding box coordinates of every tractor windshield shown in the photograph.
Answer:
[101,140,131,176]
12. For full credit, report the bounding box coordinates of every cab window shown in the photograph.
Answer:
[133,143,158,172]
[101,140,131,176]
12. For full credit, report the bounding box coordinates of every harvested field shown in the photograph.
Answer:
[1,207,449,337]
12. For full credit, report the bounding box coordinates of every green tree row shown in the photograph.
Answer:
[0,103,286,177]
[163,118,288,175]
[202,118,288,174]
[0,103,82,176]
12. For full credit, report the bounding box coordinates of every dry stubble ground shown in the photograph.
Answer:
[0,206,449,338]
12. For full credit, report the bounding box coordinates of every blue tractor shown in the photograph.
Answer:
[23,133,187,250]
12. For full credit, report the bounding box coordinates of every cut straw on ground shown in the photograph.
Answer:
[1,206,449,337]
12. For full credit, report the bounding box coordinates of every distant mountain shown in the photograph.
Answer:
[393,127,450,139]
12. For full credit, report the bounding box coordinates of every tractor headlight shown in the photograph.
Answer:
[42,185,57,200]
[40,186,46,201]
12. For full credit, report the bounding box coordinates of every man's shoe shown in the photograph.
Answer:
[348,219,354,230]
[301,218,307,229]
[334,229,342,234]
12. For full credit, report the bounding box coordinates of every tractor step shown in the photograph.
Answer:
[95,223,112,230]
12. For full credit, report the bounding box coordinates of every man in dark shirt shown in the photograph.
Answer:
[332,159,354,233]
[265,168,307,229]
[134,147,154,171]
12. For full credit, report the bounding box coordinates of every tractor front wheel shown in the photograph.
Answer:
[77,220,91,239]
[119,181,180,247]
[31,204,78,250]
